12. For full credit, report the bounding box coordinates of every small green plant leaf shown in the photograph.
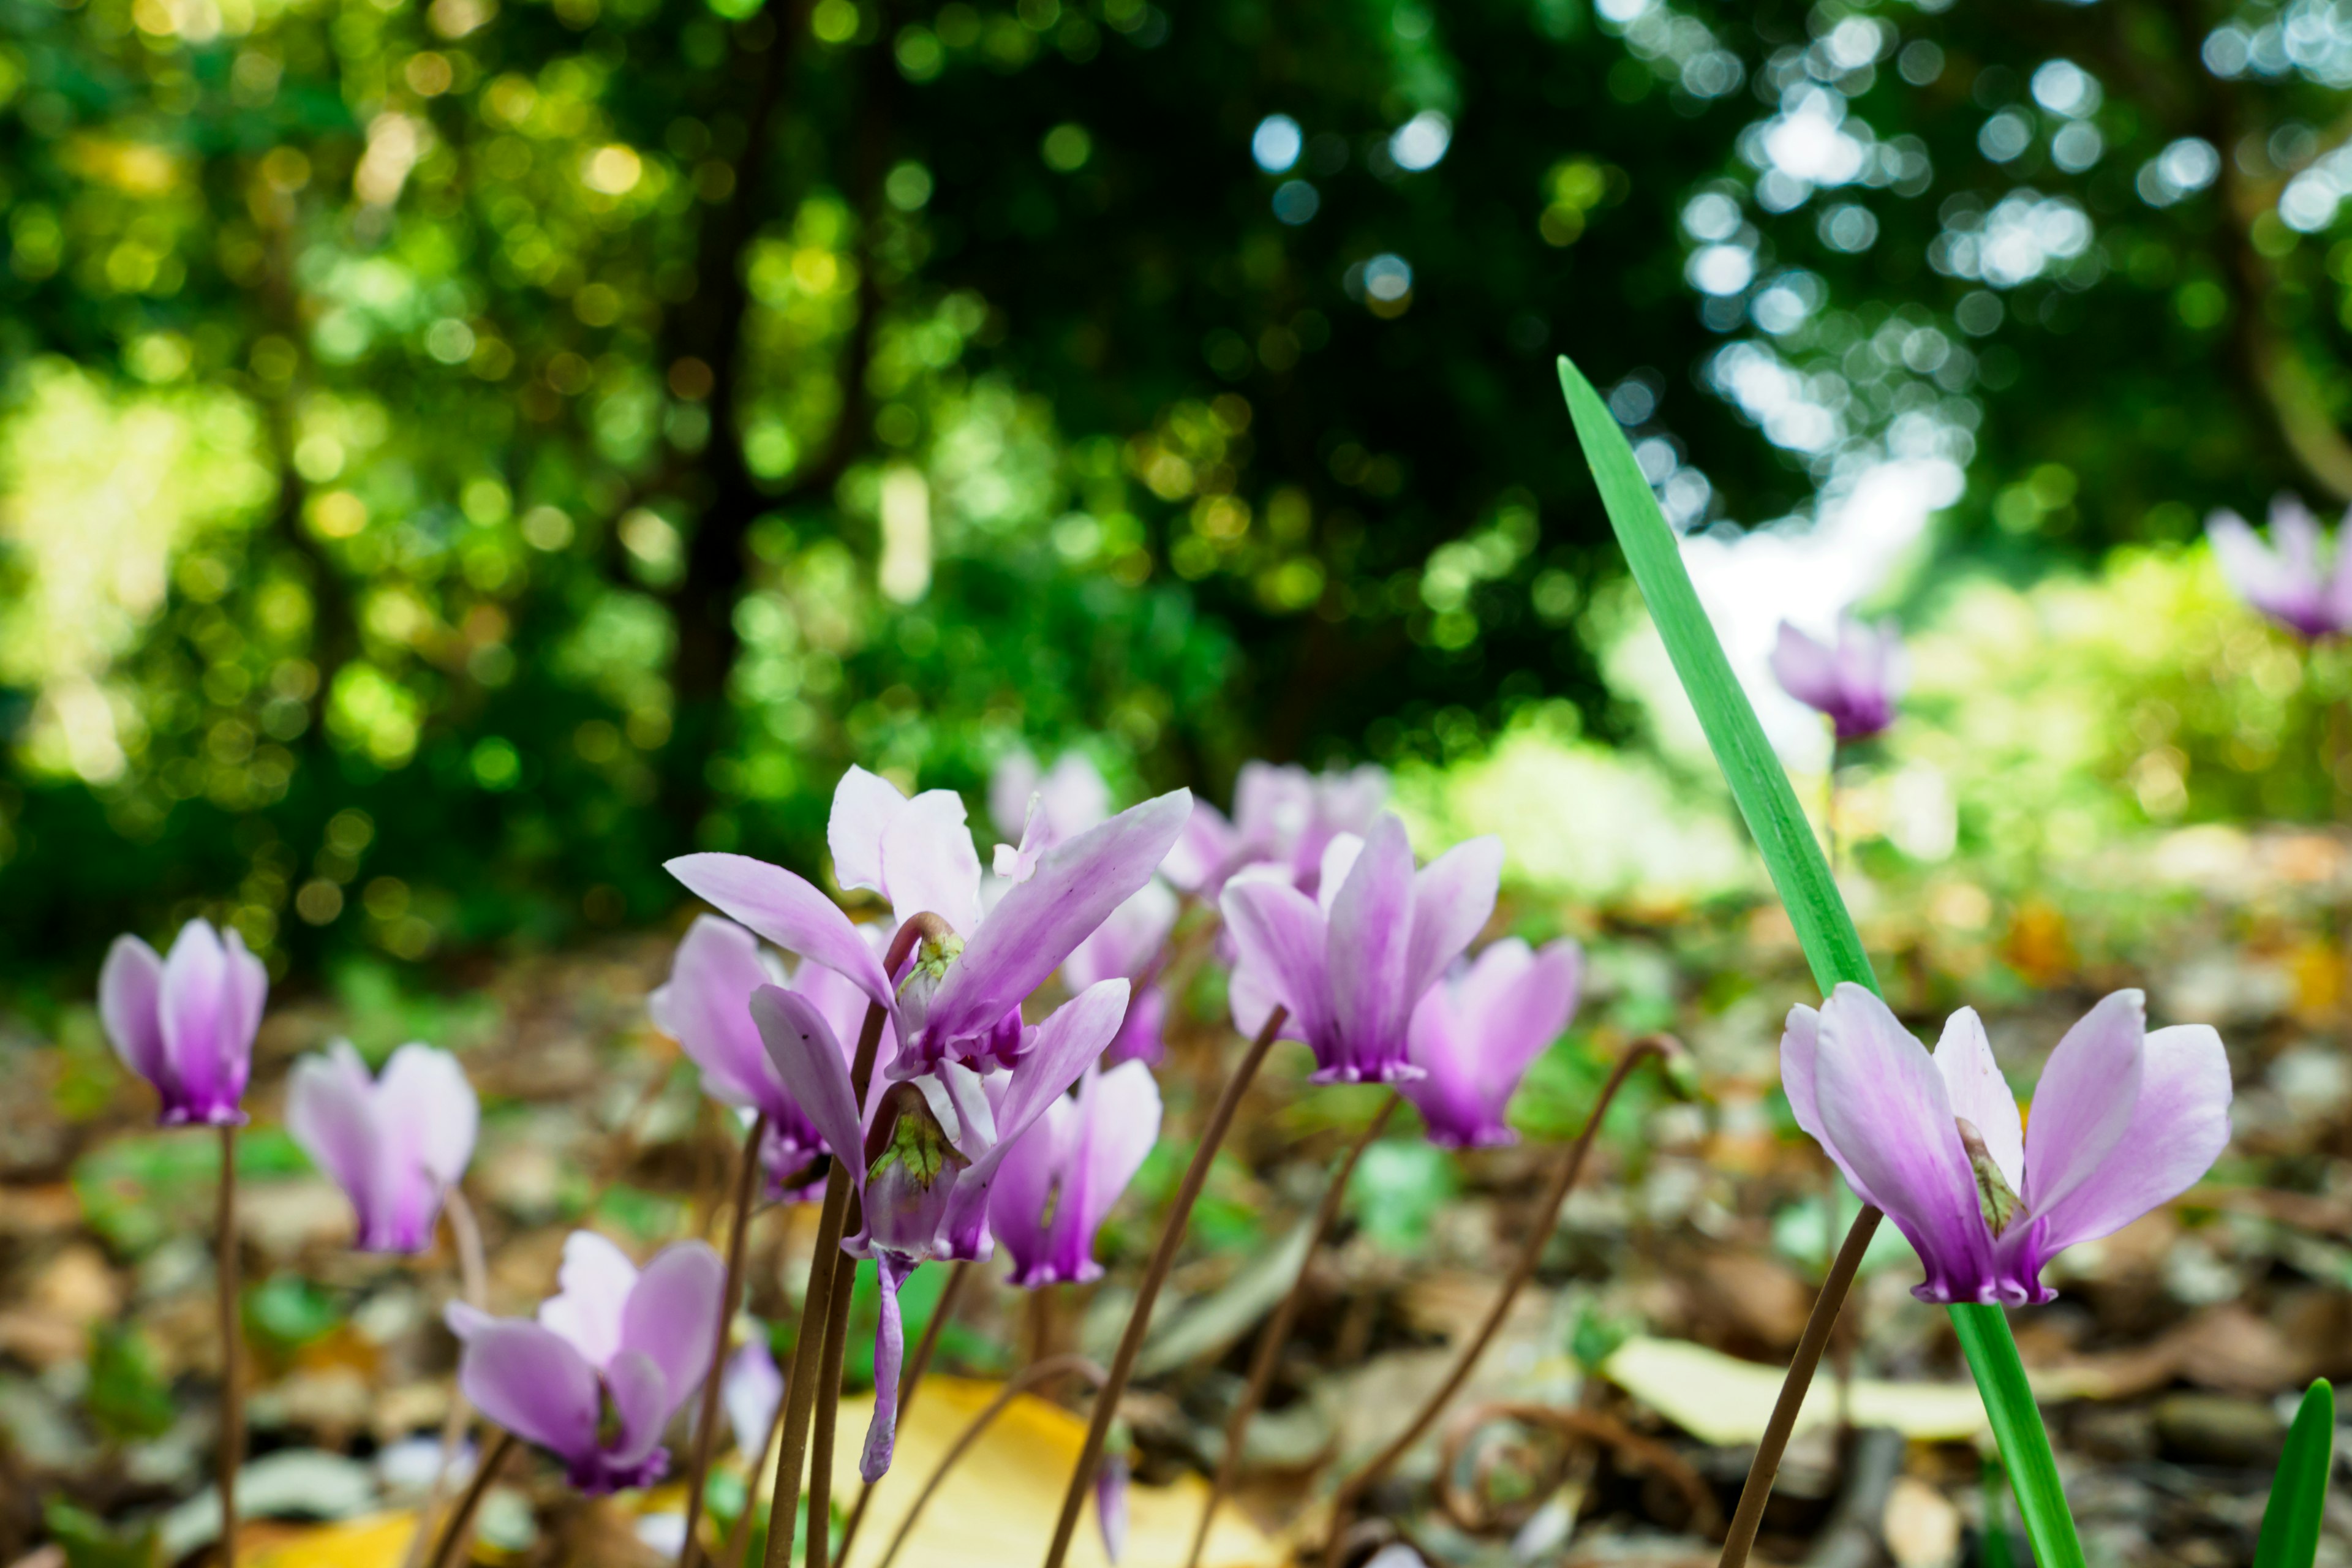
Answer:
[86,1324,175,1442]
[2255,1378,2335,1568]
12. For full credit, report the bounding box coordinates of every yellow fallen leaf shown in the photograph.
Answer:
[1601,1336,1994,1445]
[245,1511,420,1568]
[818,1376,1280,1568]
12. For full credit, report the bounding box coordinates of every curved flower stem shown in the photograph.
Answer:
[680,1114,771,1568]
[1041,1006,1290,1568]
[837,1258,971,1564]
[217,1122,243,1568]
[761,913,946,1568]
[1184,1095,1399,1568]
[426,1428,517,1568]
[805,1243,860,1568]
[1716,1204,1884,1568]
[877,1355,1106,1568]
[400,1188,491,1568]
[1319,1036,1673,1568]
[717,1380,792,1568]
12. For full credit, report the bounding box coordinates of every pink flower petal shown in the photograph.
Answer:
[2029,1022,2231,1253]
[666,853,892,1008]
[828,764,907,897]
[619,1240,725,1408]
[880,788,982,936]
[456,1319,601,1462]
[1929,1008,2021,1194]
[2020,990,2146,1218]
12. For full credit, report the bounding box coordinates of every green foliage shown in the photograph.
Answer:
[84,1324,175,1443]
[242,1272,342,1358]
[1345,1137,1455,1253]
[40,1503,159,1568]
[2254,1379,2335,1568]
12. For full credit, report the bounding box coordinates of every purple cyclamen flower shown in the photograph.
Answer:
[1782,985,2231,1305]
[649,914,886,1196]
[989,751,1112,881]
[1770,616,1904,742]
[2208,496,2352,640]
[752,978,1129,1480]
[1163,761,1387,900]
[445,1231,723,1493]
[1400,938,1583,1148]
[1063,880,1178,1067]
[285,1041,479,1253]
[668,768,1188,1082]
[1095,1450,1130,1564]
[1223,813,1502,1085]
[100,918,268,1126]
[721,1335,783,1462]
[988,1061,1163,1287]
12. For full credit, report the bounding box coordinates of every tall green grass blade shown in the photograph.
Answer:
[1950,1305,2087,1568]
[2255,1378,2336,1568]
[1553,356,1876,1000]
[1557,353,2085,1568]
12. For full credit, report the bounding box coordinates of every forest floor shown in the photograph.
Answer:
[6,822,2352,1567]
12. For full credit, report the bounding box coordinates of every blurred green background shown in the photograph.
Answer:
[6,0,2352,982]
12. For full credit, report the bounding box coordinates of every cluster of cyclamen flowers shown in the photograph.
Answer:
[91,739,2236,1551]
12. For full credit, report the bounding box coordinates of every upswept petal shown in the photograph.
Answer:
[1469,938,1581,1100]
[539,1231,638,1367]
[650,916,781,1109]
[1770,622,1841,710]
[2273,495,2323,579]
[1780,1003,1825,1144]
[376,1042,480,1188]
[1401,835,1504,1009]
[925,791,1191,1046]
[1811,985,1994,1298]
[988,753,1042,840]
[97,936,168,1088]
[971,981,1129,1183]
[985,1093,1069,1278]
[603,1347,674,1469]
[158,921,230,1104]
[828,766,907,897]
[1074,1060,1161,1239]
[1160,800,1237,894]
[881,788,982,935]
[284,1042,380,1224]
[1314,834,1364,916]
[2208,512,2294,604]
[1063,881,1178,990]
[455,1319,601,1462]
[1326,816,1416,1069]
[1219,874,1331,1049]
[1930,1008,2022,1193]
[2029,1022,2231,1252]
[2019,990,2146,1218]
[619,1240,725,1406]
[750,987,865,1174]
[665,853,892,1007]
[219,929,268,1074]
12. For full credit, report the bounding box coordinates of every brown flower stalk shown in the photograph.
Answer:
[678,1112,771,1567]
[426,1428,518,1568]
[217,1123,243,1568]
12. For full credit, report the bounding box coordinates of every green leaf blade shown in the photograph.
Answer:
[2255,1378,2336,1568]
[1553,356,1876,999]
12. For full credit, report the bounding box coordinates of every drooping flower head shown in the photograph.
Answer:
[721,1335,783,1463]
[99,919,268,1128]
[668,767,1188,1082]
[2208,496,2352,641]
[1782,985,2231,1305]
[649,914,885,1196]
[285,1041,478,1253]
[1223,813,1502,1085]
[988,1061,1162,1287]
[1400,938,1583,1148]
[446,1232,723,1494]
[1163,761,1387,900]
[1063,880,1179,1067]
[751,978,1129,1480]
[1771,616,1904,742]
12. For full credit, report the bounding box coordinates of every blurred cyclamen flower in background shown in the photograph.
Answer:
[989,1061,1163,1287]
[285,1041,478,1253]
[1782,985,2231,1305]
[1770,616,1904,742]
[649,914,884,1195]
[1063,880,1179,1067]
[1400,938,1583,1148]
[720,1335,783,1463]
[669,768,1188,1082]
[989,750,1112,880]
[445,1231,723,1493]
[752,978,1129,1480]
[1095,1449,1131,1563]
[1224,813,1502,1084]
[1164,760,1387,900]
[2207,496,2352,640]
[100,918,268,1126]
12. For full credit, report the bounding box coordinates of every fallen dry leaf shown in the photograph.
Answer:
[1600,1336,1992,1445]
